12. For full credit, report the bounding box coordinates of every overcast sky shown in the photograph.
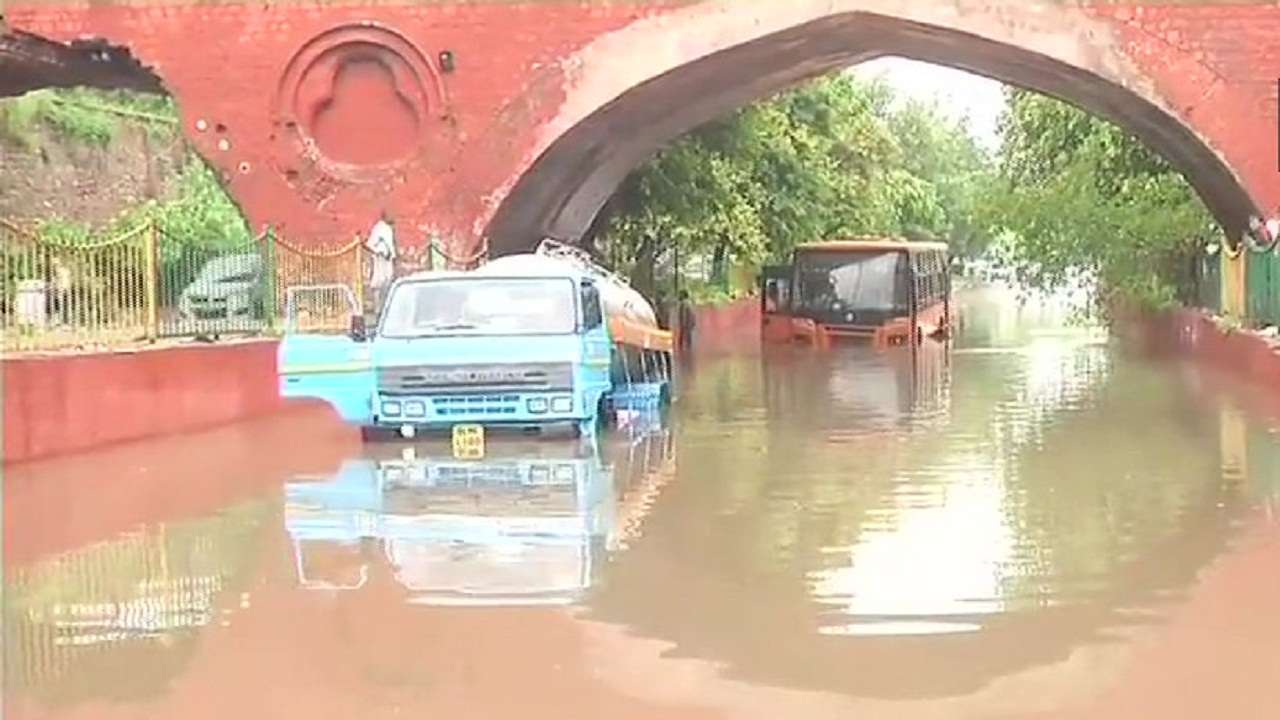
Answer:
[850,56,1006,151]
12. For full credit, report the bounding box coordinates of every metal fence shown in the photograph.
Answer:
[2,219,369,352]
[1246,246,1280,328]
[1196,251,1221,315]
[1191,243,1280,328]
[2,219,155,352]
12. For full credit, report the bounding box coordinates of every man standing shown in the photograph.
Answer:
[365,211,397,313]
[677,290,696,354]
[48,255,72,325]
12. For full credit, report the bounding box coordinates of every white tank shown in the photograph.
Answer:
[477,245,659,328]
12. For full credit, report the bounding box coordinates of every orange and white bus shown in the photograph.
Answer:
[761,239,951,347]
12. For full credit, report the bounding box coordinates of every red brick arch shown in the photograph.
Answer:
[4,1,1278,254]
[483,0,1278,256]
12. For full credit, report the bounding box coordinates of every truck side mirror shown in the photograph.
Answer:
[349,314,368,342]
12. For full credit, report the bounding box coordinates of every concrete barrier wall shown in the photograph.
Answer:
[1122,308,1280,390]
[3,340,283,464]
[5,300,1276,464]
[690,295,761,357]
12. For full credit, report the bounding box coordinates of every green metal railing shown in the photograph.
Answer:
[1196,251,1222,315]
[2,219,370,352]
[1246,246,1280,328]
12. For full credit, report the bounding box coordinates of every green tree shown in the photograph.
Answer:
[981,88,1220,309]
[597,74,992,302]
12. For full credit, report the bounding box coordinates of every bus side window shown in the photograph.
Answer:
[930,252,940,302]
[610,346,628,385]
[896,254,911,310]
[913,254,923,305]
[632,347,645,383]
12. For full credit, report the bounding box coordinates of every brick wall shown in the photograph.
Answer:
[4,1,1279,253]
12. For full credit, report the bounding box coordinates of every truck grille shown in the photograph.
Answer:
[377,362,573,396]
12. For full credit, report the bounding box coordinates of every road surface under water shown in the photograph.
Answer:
[5,286,1280,719]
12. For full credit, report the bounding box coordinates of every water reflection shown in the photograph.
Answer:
[5,287,1280,718]
[4,501,271,703]
[284,411,675,606]
[586,289,1275,699]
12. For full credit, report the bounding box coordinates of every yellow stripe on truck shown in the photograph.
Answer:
[280,362,371,375]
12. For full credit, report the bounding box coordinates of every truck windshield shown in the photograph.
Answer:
[379,278,577,337]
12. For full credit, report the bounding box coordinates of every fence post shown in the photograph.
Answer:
[353,233,365,310]
[143,219,159,341]
[262,226,278,332]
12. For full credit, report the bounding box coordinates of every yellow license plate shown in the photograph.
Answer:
[451,424,485,459]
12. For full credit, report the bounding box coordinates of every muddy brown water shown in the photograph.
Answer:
[5,286,1280,719]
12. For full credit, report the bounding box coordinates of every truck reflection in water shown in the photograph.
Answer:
[284,410,675,606]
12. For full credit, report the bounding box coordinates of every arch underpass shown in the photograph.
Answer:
[484,1,1263,256]
[3,0,1279,252]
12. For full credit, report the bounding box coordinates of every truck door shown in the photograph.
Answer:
[277,284,374,425]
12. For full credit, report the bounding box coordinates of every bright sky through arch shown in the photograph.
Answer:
[851,57,1005,151]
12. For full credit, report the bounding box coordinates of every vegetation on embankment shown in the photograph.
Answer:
[0,88,251,249]
[595,74,1221,312]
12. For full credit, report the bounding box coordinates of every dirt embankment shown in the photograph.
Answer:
[0,107,188,227]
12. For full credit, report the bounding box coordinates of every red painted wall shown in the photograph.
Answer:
[689,296,762,357]
[4,2,669,247]
[6,1,1278,254]
[1085,3,1280,216]
[3,340,284,464]
[1161,309,1280,391]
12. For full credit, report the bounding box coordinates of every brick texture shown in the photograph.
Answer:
[5,1,1280,255]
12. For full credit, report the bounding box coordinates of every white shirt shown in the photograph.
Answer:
[366,220,396,287]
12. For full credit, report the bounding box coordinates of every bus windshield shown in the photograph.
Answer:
[794,250,906,316]
[379,278,577,337]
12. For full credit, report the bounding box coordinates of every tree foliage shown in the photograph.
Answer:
[981,88,1220,309]
[598,74,993,300]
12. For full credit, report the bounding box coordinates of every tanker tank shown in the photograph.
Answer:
[477,245,660,329]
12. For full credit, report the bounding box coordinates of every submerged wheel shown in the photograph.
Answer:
[360,426,393,442]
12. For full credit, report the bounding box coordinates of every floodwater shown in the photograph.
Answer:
[5,286,1280,719]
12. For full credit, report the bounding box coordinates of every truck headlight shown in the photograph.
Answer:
[382,401,402,416]
[404,401,426,417]
[551,396,573,413]
[527,398,549,414]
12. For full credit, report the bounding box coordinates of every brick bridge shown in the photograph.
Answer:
[3,1,1279,258]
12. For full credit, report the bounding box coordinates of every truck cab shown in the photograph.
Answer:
[279,243,671,438]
